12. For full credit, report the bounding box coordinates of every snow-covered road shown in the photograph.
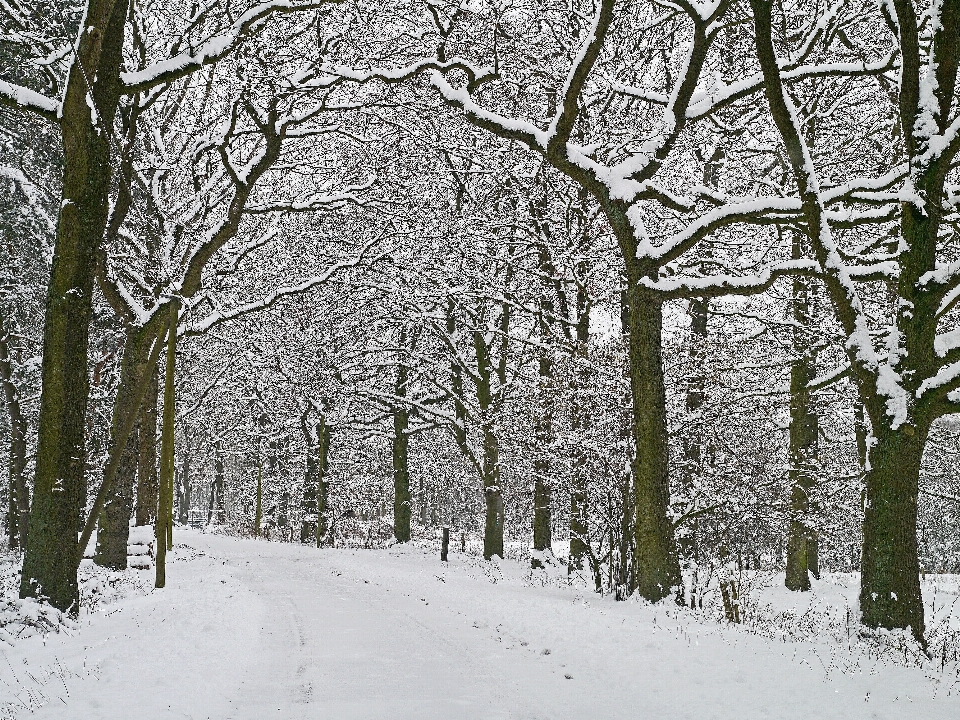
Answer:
[3,530,959,719]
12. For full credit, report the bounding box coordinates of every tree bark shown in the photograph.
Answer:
[177,434,190,525]
[482,422,504,560]
[624,281,681,601]
[785,234,820,591]
[393,355,412,543]
[300,409,317,543]
[678,297,708,567]
[567,275,592,575]
[155,303,177,588]
[0,315,28,551]
[315,415,331,547]
[213,444,225,525]
[532,302,553,567]
[20,0,130,613]
[471,329,505,561]
[255,457,264,537]
[94,324,156,570]
[135,369,159,525]
[859,423,927,641]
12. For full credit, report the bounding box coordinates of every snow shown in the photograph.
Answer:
[0,80,58,118]
[2,531,959,718]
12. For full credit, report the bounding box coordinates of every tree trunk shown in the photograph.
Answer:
[531,324,553,567]
[155,304,177,589]
[94,322,163,569]
[785,237,820,591]
[472,329,504,561]
[213,445,225,525]
[678,296,708,572]
[0,316,29,551]
[300,410,317,543]
[177,435,190,525]
[20,0,130,613]
[393,357,411,543]
[567,277,593,576]
[135,369,159,525]
[677,148,721,579]
[859,424,926,642]
[624,282,681,602]
[482,422,504,560]
[315,416,331,547]
[255,458,264,537]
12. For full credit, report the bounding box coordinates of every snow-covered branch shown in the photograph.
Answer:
[121,1,334,93]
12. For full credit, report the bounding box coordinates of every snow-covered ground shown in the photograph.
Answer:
[2,530,959,719]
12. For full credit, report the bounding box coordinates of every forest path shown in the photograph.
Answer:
[4,530,958,719]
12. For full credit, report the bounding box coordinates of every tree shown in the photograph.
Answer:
[1,0,334,613]
[742,0,958,641]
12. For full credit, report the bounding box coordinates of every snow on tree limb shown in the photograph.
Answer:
[185,235,384,336]
[0,79,59,122]
[120,0,335,94]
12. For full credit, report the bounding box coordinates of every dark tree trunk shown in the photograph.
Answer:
[213,446,225,525]
[785,235,820,591]
[482,422,504,560]
[0,316,29,551]
[531,306,553,567]
[472,329,505,561]
[300,409,317,543]
[623,281,681,602]
[393,355,411,543]
[315,416,331,546]
[677,147,721,579]
[177,435,190,525]
[678,296,708,568]
[155,305,177,587]
[255,458,263,537]
[567,280,592,574]
[859,424,927,641]
[135,369,159,525]
[20,0,130,613]
[94,322,163,569]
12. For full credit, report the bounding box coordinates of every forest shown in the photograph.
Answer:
[1,0,960,717]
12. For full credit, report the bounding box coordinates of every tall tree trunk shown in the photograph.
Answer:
[155,304,177,588]
[393,352,411,543]
[623,281,681,602]
[785,234,820,591]
[255,457,263,537]
[94,325,157,570]
[482,422,504,560]
[678,297,707,566]
[859,423,927,641]
[315,415,331,547]
[473,330,504,561]
[135,369,159,525]
[177,434,190,525]
[677,147,721,587]
[568,261,592,574]
[532,301,553,567]
[0,315,28,551]
[300,409,317,543]
[213,445,225,525]
[20,0,130,613]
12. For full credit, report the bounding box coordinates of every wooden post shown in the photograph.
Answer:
[441,527,450,562]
